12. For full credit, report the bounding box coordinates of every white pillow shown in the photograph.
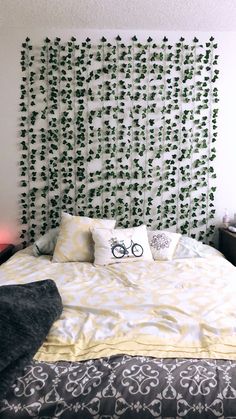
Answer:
[92,225,153,266]
[52,213,116,263]
[32,227,59,256]
[148,230,181,261]
[174,236,221,259]
[174,235,203,259]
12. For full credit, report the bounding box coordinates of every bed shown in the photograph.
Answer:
[0,229,236,419]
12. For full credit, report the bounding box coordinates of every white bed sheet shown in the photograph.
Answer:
[1,245,236,362]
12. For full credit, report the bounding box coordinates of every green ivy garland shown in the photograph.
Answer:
[19,36,218,245]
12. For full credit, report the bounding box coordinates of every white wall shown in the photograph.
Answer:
[0,27,235,244]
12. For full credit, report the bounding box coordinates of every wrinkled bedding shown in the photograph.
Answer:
[0,246,235,362]
[1,245,236,418]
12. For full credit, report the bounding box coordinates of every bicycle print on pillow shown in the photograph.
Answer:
[109,237,144,259]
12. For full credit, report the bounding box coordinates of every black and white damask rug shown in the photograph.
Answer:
[1,355,236,418]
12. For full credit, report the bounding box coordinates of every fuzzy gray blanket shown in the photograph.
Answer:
[0,279,62,400]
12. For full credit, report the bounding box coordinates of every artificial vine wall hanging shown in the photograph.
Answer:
[19,36,218,245]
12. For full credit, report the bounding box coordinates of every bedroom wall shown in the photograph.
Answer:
[0,27,235,245]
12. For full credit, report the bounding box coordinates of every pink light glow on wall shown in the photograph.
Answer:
[0,224,18,243]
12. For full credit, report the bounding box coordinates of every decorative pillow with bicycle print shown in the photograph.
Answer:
[147,230,181,261]
[91,225,153,266]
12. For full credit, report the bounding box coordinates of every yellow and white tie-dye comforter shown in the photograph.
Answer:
[1,246,236,362]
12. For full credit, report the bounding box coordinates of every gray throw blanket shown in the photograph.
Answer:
[0,279,62,400]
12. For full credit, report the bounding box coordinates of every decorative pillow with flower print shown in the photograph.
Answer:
[148,230,181,261]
